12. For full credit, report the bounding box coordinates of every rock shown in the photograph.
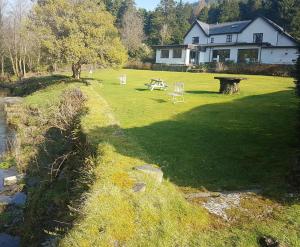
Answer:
[202,192,241,221]
[259,236,282,247]
[0,233,20,247]
[135,164,163,183]
[0,168,18,192]
[4,174,25,186]
[132,182,146,193]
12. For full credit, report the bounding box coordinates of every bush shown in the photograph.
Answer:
[124,60,153,70]
[152,64,189,72]
[188,62,295,77]
[295,53,300,96]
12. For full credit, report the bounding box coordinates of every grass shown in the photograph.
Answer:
[81,69,298,192]
[61,69,298,247]
[12,70,300,246]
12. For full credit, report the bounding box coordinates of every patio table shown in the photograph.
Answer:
[145,79,168,91]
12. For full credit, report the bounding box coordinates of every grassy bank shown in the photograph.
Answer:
[60,83,209,246]
[5,70,300,246]
[61,69,299,246]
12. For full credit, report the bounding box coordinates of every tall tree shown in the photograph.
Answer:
[120,6,144,57]
[30,0,127,79]
[218,0,240,23]
[0,0,6,78]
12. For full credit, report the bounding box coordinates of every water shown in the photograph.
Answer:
[0,90,21,247]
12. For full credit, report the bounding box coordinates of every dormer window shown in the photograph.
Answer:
[226,34,232,43]
[253,33,263,43]
[211,37,214,43]
[192,37,199,44]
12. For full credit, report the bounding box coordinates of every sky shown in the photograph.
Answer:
[135,0,197,10]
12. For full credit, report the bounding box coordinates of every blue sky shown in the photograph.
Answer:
[136,0,196,10]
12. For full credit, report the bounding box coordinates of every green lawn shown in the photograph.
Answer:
[82,69,298,193]
[21,70,299,246]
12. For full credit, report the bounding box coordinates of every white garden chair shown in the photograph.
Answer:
[169,82,184,103]
[119,75,127,85]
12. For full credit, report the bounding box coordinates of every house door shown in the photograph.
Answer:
[189,50,198,65]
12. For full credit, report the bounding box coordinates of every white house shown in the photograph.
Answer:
[154,16,299,65]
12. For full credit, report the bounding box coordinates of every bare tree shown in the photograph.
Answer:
[4,0,31,78]
[0,0,7,78]
[120,7,144,56]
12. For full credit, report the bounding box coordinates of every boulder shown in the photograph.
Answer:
[4,174,25,186]
[135,164,163,183]
[0,168,18,192]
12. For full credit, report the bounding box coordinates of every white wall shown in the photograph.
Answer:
[155,49,189,65]
[238,17,278,45]
[209,34,238,44]
[261,48,298,64]
[184,24,208,45]
[277,33,297,46]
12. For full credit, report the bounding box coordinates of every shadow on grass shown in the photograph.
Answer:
[151,98,168,103]
[2,74,95,97]
[135,88,148,91]
[186,90,219,95]
[88,90,297,196]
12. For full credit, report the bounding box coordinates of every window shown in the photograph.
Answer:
[192,37,199,44]
[212,49,231,62]
[237,49,259,63]
[161,49,169,58]
[226,34,232,43]
[211,37,214,43]
[253,33,263,43]
[173,49,182,58]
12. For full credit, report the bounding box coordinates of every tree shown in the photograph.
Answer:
[120,6,145,58]
[240,0,263,20]
[218,0,240,23]
[0,0,6,78]
[291,9,300,40]
[30,0,127,79]
[4,0,31,78]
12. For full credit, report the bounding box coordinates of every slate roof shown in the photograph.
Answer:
[197,20,252,35]
[184,17,299,45]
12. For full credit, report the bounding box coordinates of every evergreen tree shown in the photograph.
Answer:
[218,0,240,23]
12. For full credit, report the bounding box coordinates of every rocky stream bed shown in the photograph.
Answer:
[0,97,25,247]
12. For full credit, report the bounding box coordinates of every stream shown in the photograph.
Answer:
[0,91,23,247]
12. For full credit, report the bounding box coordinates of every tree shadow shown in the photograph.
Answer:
[135,88,148,91]
[186,90,219,95]
[0,75,85,97]
[87,90,297,199]
[151,98,168,103]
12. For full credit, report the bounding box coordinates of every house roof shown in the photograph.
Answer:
[197,20,252,35]
[184,16,299,44]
